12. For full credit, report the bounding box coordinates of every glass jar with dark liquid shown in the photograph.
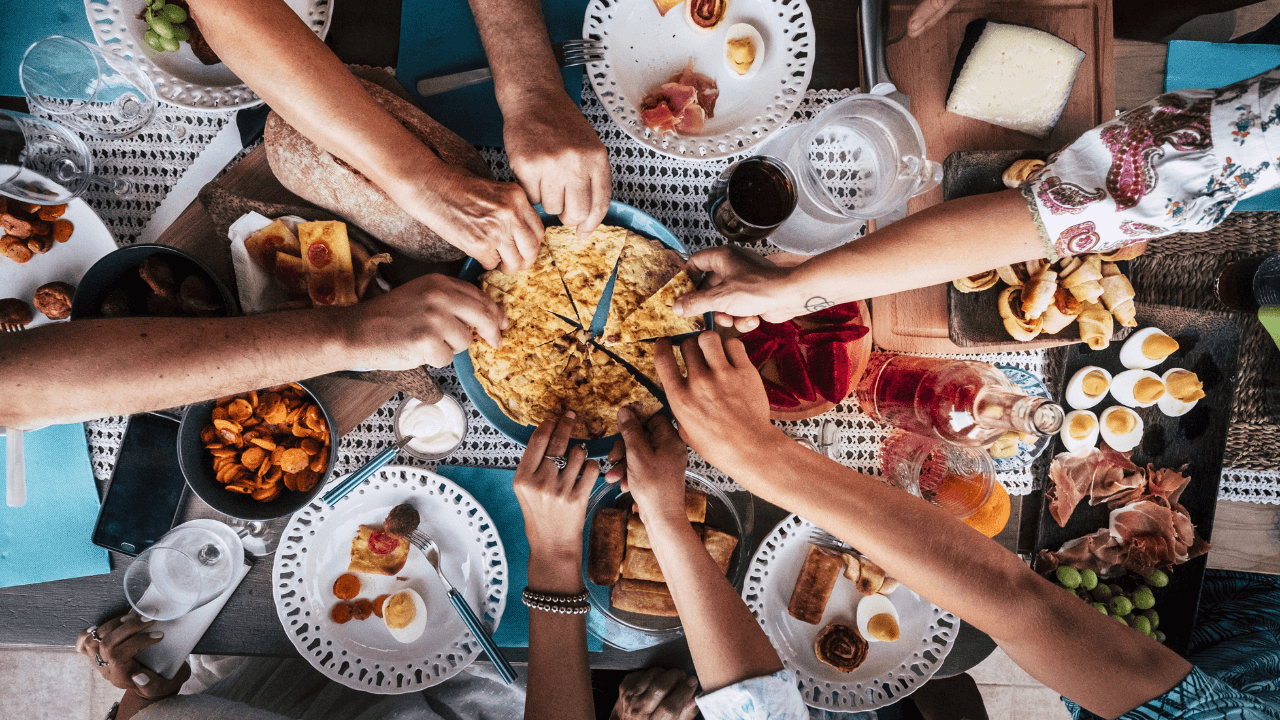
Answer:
[707,156,798,243]
[1215,253,1280,312]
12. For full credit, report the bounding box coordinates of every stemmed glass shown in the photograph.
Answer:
[0,110,131,203]
[20,36,186,140]
[124,527,236,620]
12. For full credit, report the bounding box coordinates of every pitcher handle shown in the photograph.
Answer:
[899,156,943,197]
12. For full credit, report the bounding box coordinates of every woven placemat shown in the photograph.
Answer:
[1129,212,1280,471]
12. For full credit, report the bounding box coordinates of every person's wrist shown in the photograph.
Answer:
[527,548,585,594]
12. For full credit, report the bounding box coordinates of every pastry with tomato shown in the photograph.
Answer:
[348,503,419,575]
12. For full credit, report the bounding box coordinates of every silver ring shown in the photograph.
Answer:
[545,455,567,470]
[96,652,109,667]
[87,625,102,643]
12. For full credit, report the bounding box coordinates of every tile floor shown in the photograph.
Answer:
[969,648,1074,720]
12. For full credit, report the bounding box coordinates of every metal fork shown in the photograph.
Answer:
[409,529,517,684]
[416,39,606,97]
[808,527,850,552]
[2,323,25,507]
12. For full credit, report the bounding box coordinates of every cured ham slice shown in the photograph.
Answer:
[639,61,719,137]
[1046,449,1097,527]
[639,102,679,136]
[1145,465,1192,507]
[1038,498,1211,579]
[674,103,706,134]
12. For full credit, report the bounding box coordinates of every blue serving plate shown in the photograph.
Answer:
[994,365,1053,473]
[454,202,701,456]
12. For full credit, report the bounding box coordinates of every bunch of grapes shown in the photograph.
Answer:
[1054,565,1170,643]
[143,0,190,53]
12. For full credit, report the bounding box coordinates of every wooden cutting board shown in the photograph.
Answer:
[871,0,1115,353]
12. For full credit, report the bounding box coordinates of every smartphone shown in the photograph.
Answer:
[92,412,188,556]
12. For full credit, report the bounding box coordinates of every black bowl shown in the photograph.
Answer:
[70,244,238,320]
[177,381,337,521]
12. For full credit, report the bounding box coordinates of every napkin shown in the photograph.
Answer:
[226,212,307,313]
[395,0,591,148]
[135,561,252,679]
[0,423,111,588]
[434,465,603,651]
[1165,40,1280,211]
[0,3,95,98]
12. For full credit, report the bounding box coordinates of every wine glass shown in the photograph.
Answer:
[20,36,186,140]
[124,527,235,620]
[0,110,132,203]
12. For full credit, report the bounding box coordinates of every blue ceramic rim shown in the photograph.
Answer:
[993,365,1053,472]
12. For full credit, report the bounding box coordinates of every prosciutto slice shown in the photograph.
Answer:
[1046,449,1098,527]
[1038,498,1211,579]
[639,60,719,137]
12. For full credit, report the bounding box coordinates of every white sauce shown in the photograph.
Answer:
[398,396,466,455]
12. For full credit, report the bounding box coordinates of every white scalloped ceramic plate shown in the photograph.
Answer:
[272,466,508,694]
[742,514,958,712]
[84,0,333,111]
[584,0,813,160]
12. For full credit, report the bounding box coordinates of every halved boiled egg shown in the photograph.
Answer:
[1158,368,1205,417]
[1119,327,1179,370]
[1110,369,1166,408]
[1059,410,1099,452]
[383,589,427,644]
[723,23,765,79]
[855,593,900,643]
[1099,406,1144,452]
[1065,366,1112,410]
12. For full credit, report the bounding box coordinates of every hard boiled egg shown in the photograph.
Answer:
[1110,370,1166,408]
[1059,410,1099,452]
[723,23,765,79]
[383,589,427,644]
[1099,406,1144,452]
[1119,327,1179,370]
[855,593,900,643]
[1157,368,1205,417]
[1065,366,1112,410]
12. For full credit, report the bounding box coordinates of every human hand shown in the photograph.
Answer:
[503,90,611,236]
[605,407,688,525]
[77,613,190,700]
[656,334,781,473]
[673,246,797,333]
[514,412,599,563]
[610,667,700,720]
[350,273,507,369]
[409,165,544,273]
[907,0,960,37]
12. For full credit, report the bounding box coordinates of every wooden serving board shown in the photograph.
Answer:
[871,0,1115,353]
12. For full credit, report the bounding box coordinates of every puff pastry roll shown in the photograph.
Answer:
[1078,300,1114,350]
[1100,262,1137,327]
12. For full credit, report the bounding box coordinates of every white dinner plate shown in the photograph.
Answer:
[742,514,958,712]
[0,197,117,329]
[85,0,333,111]
[584,0,814,160]
[272,466,508,694]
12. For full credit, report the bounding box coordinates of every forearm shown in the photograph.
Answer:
[780,190,1045,311]
[645,516,782,692]
[115,690,162,720]
[723,428,1188,718]
[0,310,359,428]
[469,0,565,110]
[524,551,593,720]
[187,0,449,204]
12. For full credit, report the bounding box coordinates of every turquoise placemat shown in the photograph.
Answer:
[0,424,111,589]
[0,0,95,98]
[434,465,603,651]
[1166,40,1280,211]
[396,0,590,148]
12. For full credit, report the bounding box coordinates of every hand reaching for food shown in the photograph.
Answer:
[606,406,688,523]
[906,0,961,38]
[673,246,796,332]
[610,667,701,720]
[503,90,613,237]
[77,613,189,700]
[514,412,599,563]
[350,273,507,369]
[408,166,545,274]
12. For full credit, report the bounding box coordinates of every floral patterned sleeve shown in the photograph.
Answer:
[694,670,809,720]
[1023,66,1280,261]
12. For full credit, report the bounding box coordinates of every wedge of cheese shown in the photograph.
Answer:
[945,20,1084,139]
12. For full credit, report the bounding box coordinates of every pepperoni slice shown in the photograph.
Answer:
[368,530,399,556]
[311,279,336,306]
[307,241,334,269]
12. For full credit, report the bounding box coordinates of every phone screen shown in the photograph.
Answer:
[92,413,187,556]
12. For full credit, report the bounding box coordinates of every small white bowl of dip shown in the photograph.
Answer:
[393,394,469,461]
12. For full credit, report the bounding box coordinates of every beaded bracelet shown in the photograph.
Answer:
[521,587,591,614]
[522,596,591,614]
[522,587,590,605]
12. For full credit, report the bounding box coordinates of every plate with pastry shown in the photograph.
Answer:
[742,514,957,712]
[455,201,709,456]
[581,471,752,650]
[272,466,508,694]
[582,0,813,159]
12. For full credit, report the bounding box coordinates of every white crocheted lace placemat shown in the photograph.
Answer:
[61,82,1277,502]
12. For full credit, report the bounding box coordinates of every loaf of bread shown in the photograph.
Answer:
[621,546,666,583]
[787,544,843,625]
[264,78,494,263]
[587,508,629,587]
[702,527,738,575]
[611,579,678,617]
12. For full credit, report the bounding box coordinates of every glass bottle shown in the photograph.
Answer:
[855,355,1064,447]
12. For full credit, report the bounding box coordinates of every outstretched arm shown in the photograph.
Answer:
[655,333,1191,720]
[187,0,543,272]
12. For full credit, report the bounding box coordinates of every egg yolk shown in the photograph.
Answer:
[727,37,756,75]
[1141,333,1179,360]
[384,593,416,630]
[1133,378,1166,403]
[1082,371,1108,397]
[867,613,900,642]
[1166,371,1206,402]
[1069,414,1097,439]
[1106,410,1137,435]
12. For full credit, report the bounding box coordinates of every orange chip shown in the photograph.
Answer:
[227,399,253,422]
[282,472,299,492]
[247,390,259,408]
[295,469,319,493]
[213,418,242,434]
[279,448,309,473]
[241,446,266,470]
[304,405,323,430]
[200,425,217,443]
[291,422,311,438]
[252,484,281,502]
[210,448,237,458]
[204,442,224,450]
[265,465,283,483]
[225,484,252,494]
[300,438,321,456]
[249,436,278,451]
[211,406,229,422]
[310,453,328,474]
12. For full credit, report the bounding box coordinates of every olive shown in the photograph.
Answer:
[161,4,187,24]
[160,35,180,52]
[144,30,166,52]
[151,18,175,39]
[171,25,190,42]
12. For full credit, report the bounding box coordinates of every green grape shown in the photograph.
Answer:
[1079,569,1098,591]
[160,35,180,52]
[144,30,166,52]
[150,0,165,9]
[1109,596,1134,617]
[152,18,175,39]
[1091,602,1108,615]
[1133,586,1156,611]
[161,4,187,24]
[1056,567,1082,589]
[1090,584,1113,602]
[1155,630,1167,643]
[1147,569,1170,588]
[1132,616,1152,634]
[1112,614,1128,626]
[1142,610,1160,629]
[171,25,190,42]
